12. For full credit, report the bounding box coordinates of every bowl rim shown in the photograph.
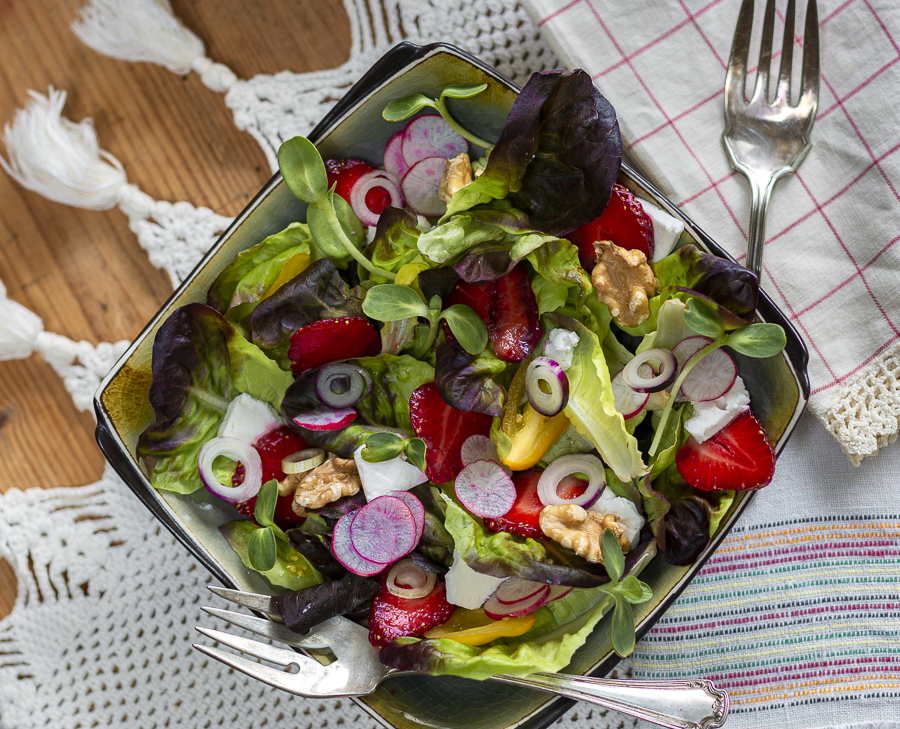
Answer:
[94,40,810,729]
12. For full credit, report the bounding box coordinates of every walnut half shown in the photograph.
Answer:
[287,457,362,514]
[591,240,658,328]
[539,504,630,564]
[438,152,474,202]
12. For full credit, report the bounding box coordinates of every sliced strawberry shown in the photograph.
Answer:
[444,264,541,363]
[484,470,587,539]
[675,410,775,491]
[409,382,493,483]
[234,426,309,529]
[368,578,455,648]
[287,316,381,375]
[326,158,373,203]
[567,183,654,270]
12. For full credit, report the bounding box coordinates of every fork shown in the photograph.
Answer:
[723,0,820,279]
[194,586,729,729]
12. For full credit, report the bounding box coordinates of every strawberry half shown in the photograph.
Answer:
[484,470,587,539]
[445,263,541,363]
[287,316,381,375]
[675,410,775,491]
[409,382,493,483]
[368,578,455,649]
[325,158,392,216]
[566,183,654,270]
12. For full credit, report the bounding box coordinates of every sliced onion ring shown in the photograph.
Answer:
[198,436,263,504]
[282,448,325,475]
[525,356,569,416]
[537,454,606,508]
[350,169,404,226]
[621,348,677,393]
[316,363,373,409]
[386,559,436,599]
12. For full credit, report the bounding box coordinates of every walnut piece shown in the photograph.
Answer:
[438,152,474,203]
[591,240,658,327]
[288,457,361,513]
[539,504,630,563]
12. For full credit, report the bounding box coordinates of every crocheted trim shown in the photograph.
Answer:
[818,340,900,466]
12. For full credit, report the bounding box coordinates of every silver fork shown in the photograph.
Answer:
[723,0,820,279]
[194,586,729,729]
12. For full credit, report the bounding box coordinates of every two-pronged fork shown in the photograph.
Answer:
[723,0,820,279]
[194,586,730,729]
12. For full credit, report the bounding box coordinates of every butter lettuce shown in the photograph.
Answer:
[220,520,325,591]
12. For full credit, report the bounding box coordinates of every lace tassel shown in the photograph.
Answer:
[1,88,233,288]
[71,0,237,92]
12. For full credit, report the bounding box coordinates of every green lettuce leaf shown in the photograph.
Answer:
[353,353,435,430]
[365,206,425,275]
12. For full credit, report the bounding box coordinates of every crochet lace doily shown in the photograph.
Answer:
[0,2,638,728]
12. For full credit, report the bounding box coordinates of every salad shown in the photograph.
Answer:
[136,69,787,680]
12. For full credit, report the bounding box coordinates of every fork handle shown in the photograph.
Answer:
[745,173,777,280]
[492,672,728,729]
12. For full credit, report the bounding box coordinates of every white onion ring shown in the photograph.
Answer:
[386,559,436,599]
[537,454,606,507]
[350,169,404,226]
[621,348,677,393]
[198,436,263,504]
[525,357,569,416]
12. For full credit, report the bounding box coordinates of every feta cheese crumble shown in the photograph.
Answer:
[543,328,579,370]
[216,393,282,444]
[353,445,428,501]
[589,492,645,548]
[684,376,751,443]
[637,196,685,264]
[445,549,506,609]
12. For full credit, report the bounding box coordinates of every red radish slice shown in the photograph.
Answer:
[332,512,384,576]
[484,585,550,619]
[460,434,501,466]
[293,406,357,431]
[543,585,574,604]
[349,169,404,227]
[455,460,517,519]
[494,577,547,606]
[672,336,714,371]
[681,348,737,402]
[383,130,409,179]
[611,370,649,419]
[349,495,418,564]
[401,114,467,167]
[389,490,425,543]
[401,157,447,217]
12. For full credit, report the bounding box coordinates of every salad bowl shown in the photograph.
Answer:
[94,41,809,729]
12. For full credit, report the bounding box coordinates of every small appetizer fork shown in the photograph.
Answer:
[723,0,820,279]
[194,586,729,729]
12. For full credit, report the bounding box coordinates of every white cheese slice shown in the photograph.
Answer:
[445,549,506,609]
[216,393,282,444]
[637,196,685,264]
[353,445,428,501]
[684,376,751,443]
[588,494,645,548]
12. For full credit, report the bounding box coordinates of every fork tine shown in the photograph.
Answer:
[800,0,820,111]
[195,626,303,667]
[753,0,777,101]
[775,0,796,103]
[201,606,332,651]
[208,585,274,613]
[193,642,307,695]
[725,0,755,106]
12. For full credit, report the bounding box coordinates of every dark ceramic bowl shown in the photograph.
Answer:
[94,42,809,729]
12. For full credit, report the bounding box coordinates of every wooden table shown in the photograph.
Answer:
[0,0,351,619]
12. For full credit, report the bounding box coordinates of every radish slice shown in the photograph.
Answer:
[484,585,550,619]
[389,490,425,543]
[401,114,467,167]
[672,336,714,371]
[383,130,409,179]
[681,348,737,402]
[332,511,385,576]
[494,577,547,606]
[349,495,418,564]
[198,436,263,504]
[401,157,447,217]
[611,370,649,419]
[460,434,501,466]
[350,169,404,227]
[543,585,575,603]
[537,454,606,508]
[386,559,436,599]
[293,406,357,431]
[454,460,517,519]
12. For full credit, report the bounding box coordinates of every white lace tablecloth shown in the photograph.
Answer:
[1,2,898,729]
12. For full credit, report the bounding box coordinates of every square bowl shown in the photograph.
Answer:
[94,41,810,729]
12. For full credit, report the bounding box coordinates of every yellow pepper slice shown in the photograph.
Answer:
[395,262,430,300]
[502,404,570,471]
[263,252,311,299]
[424,608,535,646]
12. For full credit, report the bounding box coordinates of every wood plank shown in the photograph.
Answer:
[0,0,351,615]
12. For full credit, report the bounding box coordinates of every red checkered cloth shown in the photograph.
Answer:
[521,0,900,466]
